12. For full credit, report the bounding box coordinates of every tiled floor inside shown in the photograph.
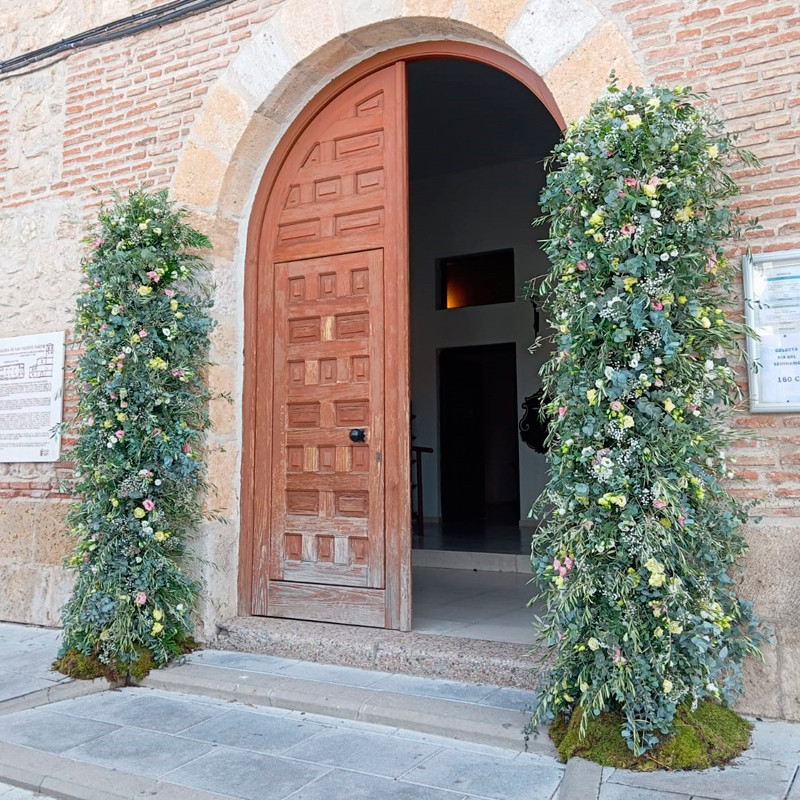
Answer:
[412,566,543,645]
[413,520,533,555]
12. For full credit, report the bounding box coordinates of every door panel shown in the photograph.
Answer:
[252,62,410,629]
[270,250,385,592]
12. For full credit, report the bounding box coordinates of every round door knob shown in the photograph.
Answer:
[349,428,366,443]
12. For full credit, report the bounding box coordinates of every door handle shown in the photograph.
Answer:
[349,428,366,443]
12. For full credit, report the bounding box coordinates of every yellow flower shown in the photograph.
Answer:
[138,285,153,296]
[664,398,675,413]
[153,608,163,621]
[134,508,146,519]
[649,572,667,588]
[580,682,590,692]
[707,144,719,159]
[574,152,589,163]
[622,415,635,429]
[111,498,119,508]
[642,184,657,198]
[593,232,605,243]
[586,388,599,405]
[625,114,642,129]
[654,627,664,638]
[175,312,184,319]
[151,622,164,636]
[701,317,711,329]
[668,620,683,635]
[103,419,112,428]
[148,357,168,370]
[678,295,687,304]
[589,210,604,227]
[646,97,661,111]
[588,637,601,651]
[154,530,171,542]
[623,276,638,292]
[663,679,673,693]
[170,299,178,312]
[674,203,694,223]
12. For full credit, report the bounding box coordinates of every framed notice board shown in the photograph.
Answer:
[743,249,800,412]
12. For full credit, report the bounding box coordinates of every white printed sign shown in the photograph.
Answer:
[0,331,65,462]
[743,250,800,412]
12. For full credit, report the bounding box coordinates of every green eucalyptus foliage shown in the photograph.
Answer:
[58,188,215,672]
[527,83,763,754]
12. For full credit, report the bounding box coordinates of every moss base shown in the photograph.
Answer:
[54,637,199,683]
[550,702,752,771]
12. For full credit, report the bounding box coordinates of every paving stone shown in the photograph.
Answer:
[607,756,795,800]
[391,728,518,759]
[368,673,497,703]
[181,708,324,754]
[65,727,213,778]
[479,686,540,711]
[165,745,327,800]
[188,650,296,674]
[746,718,800,763]
[401,747,563,800]
[0,785,40,799]
[274,660,388,688]
[282,727,440,778]
[599,784,692,800]
[73,691,227,733]
[0,671,53,702]
[47,687,139,719]
[286,769,472,800]
[0,708,118,753]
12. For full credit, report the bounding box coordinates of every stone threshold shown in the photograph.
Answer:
[210,616,549,690]
[139,660,555,754]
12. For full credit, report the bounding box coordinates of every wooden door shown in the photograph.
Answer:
[252,63,410,629]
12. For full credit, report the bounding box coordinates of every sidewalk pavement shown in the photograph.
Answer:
[0,621,798,800]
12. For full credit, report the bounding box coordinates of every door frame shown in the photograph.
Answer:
[238,41,565,626]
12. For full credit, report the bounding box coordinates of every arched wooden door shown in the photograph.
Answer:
[250,63,411,629]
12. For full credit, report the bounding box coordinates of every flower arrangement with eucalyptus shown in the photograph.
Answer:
[527,83,763,754]
[57,188,215,676]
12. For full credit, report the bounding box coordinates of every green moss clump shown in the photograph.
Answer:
[54,647,156,683]
[551,702,752,770]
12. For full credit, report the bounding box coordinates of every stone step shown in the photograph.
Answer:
[210,615,548,689]
[138,651,557,757]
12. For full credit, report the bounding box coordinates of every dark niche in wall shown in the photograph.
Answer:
[436,248,515,310]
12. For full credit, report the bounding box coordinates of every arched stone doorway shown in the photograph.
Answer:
[238,43,564,631]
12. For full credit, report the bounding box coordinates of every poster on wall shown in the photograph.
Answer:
[0,330,66,462]
[743,249,800,412]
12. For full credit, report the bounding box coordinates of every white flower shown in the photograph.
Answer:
[660,253,669,261]
[650,208,662,219]
[705,360,715,371]
[604,366,615,379]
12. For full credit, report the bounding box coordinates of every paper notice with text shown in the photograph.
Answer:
[0,331,65,462]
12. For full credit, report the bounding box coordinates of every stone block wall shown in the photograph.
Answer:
[0,0,798,716]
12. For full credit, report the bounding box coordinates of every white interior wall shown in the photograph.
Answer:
[409,156,552,523]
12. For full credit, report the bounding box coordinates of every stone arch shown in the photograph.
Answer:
[176,1,644,628]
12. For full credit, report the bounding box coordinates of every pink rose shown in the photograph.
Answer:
[576,260,588,271]
[135,592,147,606]
[182,443,192,454]
[620,224,636,236]
[648,176,661,186]
[558,406,568,418]
[142,499,155,511]
[553,558,561,571]
[564,557,574,570]
[558,566,567,577]
[610,401,623,412]
[115,430,124,439]
[164,288,175,297]
[92,237,104,249]
[624,177,638,188]
[678,516,686,526]
[652,301,663,311]
[146,270,160,282]
[139,329,148,338]
[653,499,667,509]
